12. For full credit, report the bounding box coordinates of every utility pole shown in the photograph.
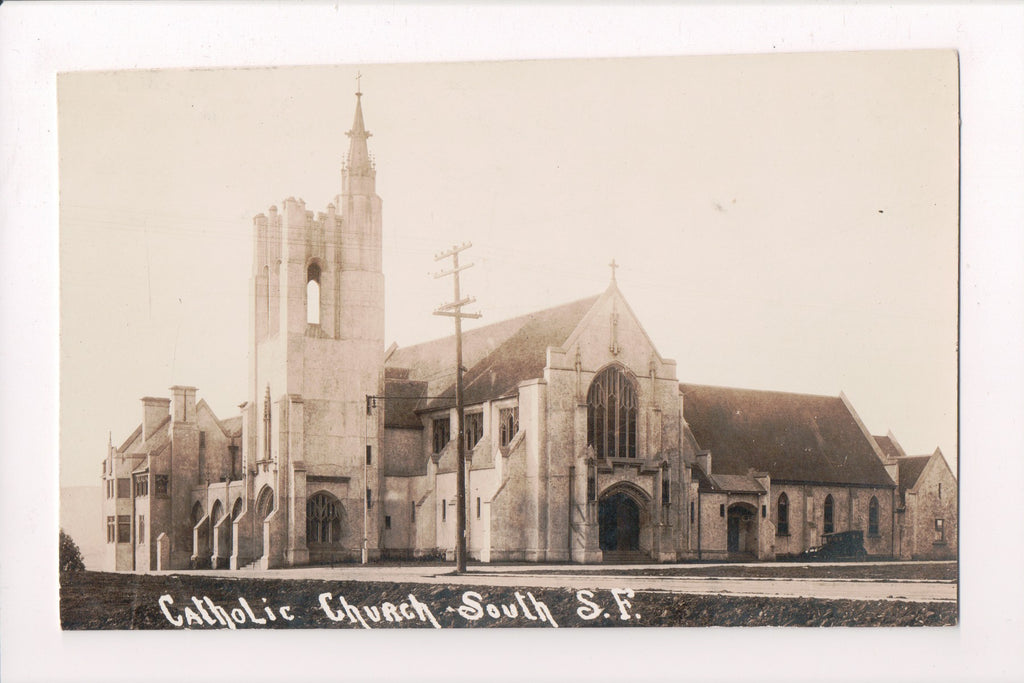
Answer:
[433,242,481,573]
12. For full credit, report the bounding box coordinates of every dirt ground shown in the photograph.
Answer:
[60,570,956,630]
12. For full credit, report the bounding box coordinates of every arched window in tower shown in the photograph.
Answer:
[868,496,880,536]
[307,492,343,544]
[776,492,789,536]
[823,494,835,534]
[587,366,638,459]
[306,262,321,325]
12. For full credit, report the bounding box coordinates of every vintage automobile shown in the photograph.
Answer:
[801,530,868,561]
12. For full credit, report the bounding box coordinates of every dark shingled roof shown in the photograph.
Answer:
[874,435,902,461]
[220,415,243,438]
[681,383,895,488]
[896,455,931,501]
[383,378,428,429]
[386,295,600,412]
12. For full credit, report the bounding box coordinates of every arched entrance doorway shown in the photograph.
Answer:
[191,502,209,567]
[598,483,650,561]
[727,503,758,556]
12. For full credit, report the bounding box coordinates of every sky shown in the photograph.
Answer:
[58,53,959,489]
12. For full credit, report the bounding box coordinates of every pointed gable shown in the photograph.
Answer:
[874,435,904,461]
[896,455,931,500]
[681,383,896,487]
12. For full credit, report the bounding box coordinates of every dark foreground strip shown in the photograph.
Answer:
[60,571,956,630]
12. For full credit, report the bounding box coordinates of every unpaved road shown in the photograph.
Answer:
[168,561,956,603]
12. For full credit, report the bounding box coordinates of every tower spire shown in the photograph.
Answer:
[344,78,374,182]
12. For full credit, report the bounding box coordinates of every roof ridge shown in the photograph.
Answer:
[679,382,839,401]
[389,293,601,359]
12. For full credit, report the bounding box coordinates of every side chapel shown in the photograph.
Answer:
[100,89,954,570]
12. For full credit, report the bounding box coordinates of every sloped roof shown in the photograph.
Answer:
[896,455,931,500]
[219,415,243,438]
[383,378,428,429]
[127,419,170,455]
[386,295,599,412]
[681,383,896,488]
[874,435,902,461]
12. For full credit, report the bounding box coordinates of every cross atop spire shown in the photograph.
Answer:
[356,70,362,96]
[609,258,619,283]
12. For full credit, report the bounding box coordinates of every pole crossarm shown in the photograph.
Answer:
[434,296,476,312]
[434,242,473,261]
[432,263,474,279]
[433,309,483,319]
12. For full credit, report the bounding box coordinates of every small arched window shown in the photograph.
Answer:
[306,262,321,325]
[823,494,835,534]
[587,366,638,459]
[210,500,223,535]
[307,492,342,544]
[868,496,879,536]
[191,502,204,528]
[777,492,789,536]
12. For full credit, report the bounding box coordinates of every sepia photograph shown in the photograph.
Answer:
[4,4,1023,683]
[57,53,958,630]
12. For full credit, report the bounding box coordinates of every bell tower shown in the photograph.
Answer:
[243,87,385,567]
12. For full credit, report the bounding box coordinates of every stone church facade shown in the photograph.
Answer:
[100,91,953,570]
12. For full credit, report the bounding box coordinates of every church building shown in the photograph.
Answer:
[101,89,950,570]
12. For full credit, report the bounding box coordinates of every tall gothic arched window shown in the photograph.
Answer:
[868,496,879,536]
[823,494,835,534]
[587,366,638,459]
[777,492,789,536]
[307,492,342,544]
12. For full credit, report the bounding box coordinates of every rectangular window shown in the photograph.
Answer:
[938,483,942,500]
[116,478,130,499]
[134,475,148,497]
[366,488,372,509]
[662,477,670,506]
[719,504,725,517]
[117,515,130,543]
[106,516,116,543]
[154,474,169,496]
[476,497,481,519]
[432,417,451,454]
[138,515,145,544]
[690,501,695,524]
[465,412,483,450]
[935,518,945,543]
[499,407,519,447]
[587,463,596,502]
[411,501,416,522]
[366,445,372,465]
[761,505,767,518]
[384,515,391,530]
[442,500,447,522]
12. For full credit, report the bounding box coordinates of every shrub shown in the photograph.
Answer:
[60,528,86,572]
